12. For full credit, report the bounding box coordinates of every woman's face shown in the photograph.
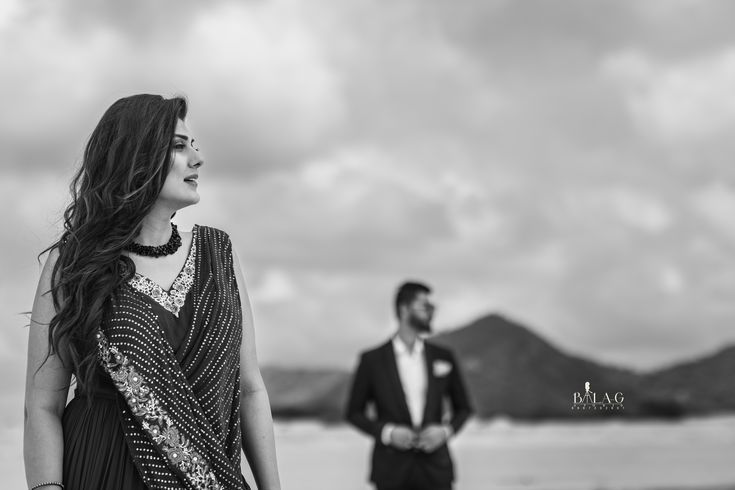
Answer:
[158,118,203,210]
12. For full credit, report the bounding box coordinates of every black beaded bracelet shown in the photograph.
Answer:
[30,482,64,490]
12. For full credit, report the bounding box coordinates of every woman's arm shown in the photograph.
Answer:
[231,245,281,490]
[23,249,72,489]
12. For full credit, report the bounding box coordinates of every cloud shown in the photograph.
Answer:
[658,264,685,295]
[692,181,735,240]
[1,0,345,176]
[186,153,457,272]
[603,48,735,143]
[608,187,674,234]
[4,0,735,375]
[250,268,298,305]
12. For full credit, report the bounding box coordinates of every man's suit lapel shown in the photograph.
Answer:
[421,343,439,427]
[381,341,413,425]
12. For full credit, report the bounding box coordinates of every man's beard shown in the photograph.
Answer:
[409,313,432,334]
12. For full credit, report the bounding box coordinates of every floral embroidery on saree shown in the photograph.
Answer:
[128,226,198,316]
[96,329,223,490]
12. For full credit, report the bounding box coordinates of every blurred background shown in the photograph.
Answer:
[2,0,735,488]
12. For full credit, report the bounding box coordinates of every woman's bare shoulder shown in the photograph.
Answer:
[35,247,63,297]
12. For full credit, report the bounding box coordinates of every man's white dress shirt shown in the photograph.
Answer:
[382,336,445,445]
[393,336,428,428]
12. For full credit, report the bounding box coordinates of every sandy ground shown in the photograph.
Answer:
[7,416,735,489]
[270,416,735,490]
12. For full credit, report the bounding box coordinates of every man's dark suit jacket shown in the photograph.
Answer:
[345,339,473,488]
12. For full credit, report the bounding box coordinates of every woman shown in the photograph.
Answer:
[23,94,281,490]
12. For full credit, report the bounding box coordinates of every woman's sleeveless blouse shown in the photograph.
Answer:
[62,225,250,490]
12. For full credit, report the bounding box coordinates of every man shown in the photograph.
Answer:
[345,281,473,490]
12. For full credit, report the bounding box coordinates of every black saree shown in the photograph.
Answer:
[81,225,249,490]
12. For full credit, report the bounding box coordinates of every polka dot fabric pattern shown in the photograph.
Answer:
[98,225,250,490]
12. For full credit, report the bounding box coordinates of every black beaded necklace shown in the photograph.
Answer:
[125,223,182,257]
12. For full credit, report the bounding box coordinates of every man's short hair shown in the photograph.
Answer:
[394,281,432,319]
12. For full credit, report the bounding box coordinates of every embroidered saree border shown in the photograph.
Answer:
[96,329,223,490]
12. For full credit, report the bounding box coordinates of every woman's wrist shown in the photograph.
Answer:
[30,483,64,490]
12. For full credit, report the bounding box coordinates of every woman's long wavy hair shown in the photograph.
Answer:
[40,94,188,396]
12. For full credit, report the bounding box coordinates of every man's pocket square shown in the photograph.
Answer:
[433,360,453,377]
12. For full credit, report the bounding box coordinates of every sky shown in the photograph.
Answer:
[3,0,735,411]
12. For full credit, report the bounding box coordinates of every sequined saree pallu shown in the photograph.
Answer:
[97,225,249,490]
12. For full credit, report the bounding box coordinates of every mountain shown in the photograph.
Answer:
[430,313,641,418]
[260,313,735,421]
[642,345,735,414]
[261,367,350,422]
